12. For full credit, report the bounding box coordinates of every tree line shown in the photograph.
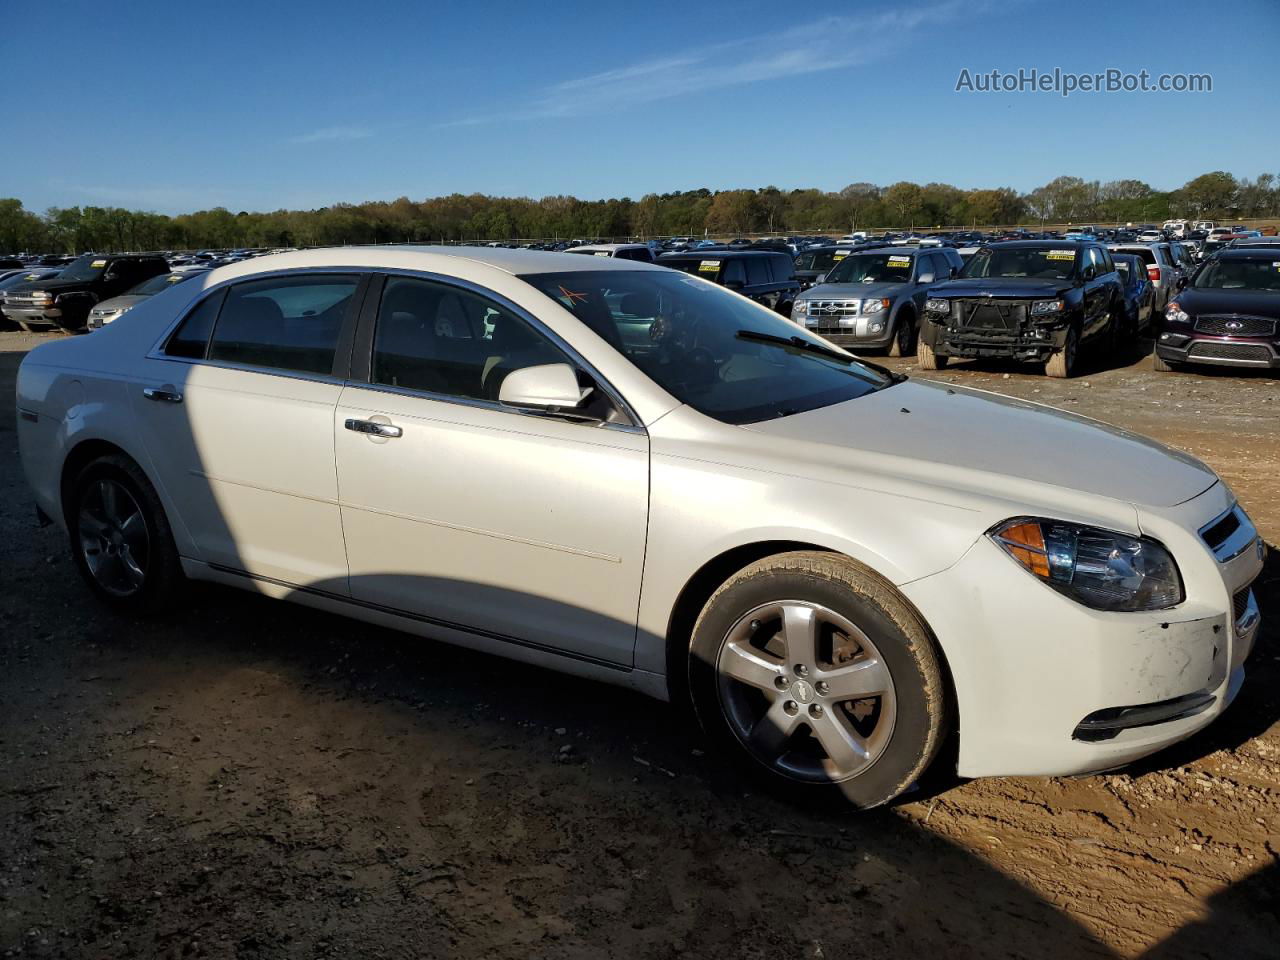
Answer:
[1,171,1276,254]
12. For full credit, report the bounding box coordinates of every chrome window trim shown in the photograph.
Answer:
[143,264,646,435]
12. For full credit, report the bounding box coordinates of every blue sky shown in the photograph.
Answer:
[4,0,1277,214]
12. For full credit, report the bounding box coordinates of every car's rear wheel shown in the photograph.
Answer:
[1045,325,1078,378]
[688,551,949,809]
[915,337,947,370]
[68,454,183,615]
[887,310,917,357]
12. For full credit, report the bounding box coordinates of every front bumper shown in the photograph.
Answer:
[798,312,896,348]
[901,482,1263,778]
[3,304,62,327]
[1155,333,1279,369]
[921,310,1069,362]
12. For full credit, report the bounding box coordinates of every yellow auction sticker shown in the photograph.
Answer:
[832,253,847,260]
[888,256,911,266]
[91,259,107,268]
[1045,250,1075,261]
[698,260,721,272]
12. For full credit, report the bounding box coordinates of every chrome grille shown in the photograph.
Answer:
[1233,587,1250,623]
[806,299,860,318]
[1194,315,1276,337]
[1188,342,1273,363]
[955,299,1027,330]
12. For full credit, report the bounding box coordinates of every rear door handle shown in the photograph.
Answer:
[344,418,403,438]
[143,386,183,403]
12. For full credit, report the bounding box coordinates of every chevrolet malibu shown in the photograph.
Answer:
[16,248,1264,808]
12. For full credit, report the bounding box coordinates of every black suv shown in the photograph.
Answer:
[2,253,169,332]
[918,240,1125,378]
[1154,249,1280,371]
[656,250,800,314]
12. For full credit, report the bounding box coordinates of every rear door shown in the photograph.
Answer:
[131,272,364,589]
[333,273,649,666]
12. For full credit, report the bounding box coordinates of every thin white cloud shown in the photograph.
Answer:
[440,4,965,127]
[289,126,373,144]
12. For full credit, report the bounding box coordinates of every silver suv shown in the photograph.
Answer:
[790,246,964,355]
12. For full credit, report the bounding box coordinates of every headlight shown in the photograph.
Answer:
[989,518,1183,612]
[1030,299,1065,316]
[862,298,888,315]
[925,298,951,313]
[791,300,807,316]
[1166,302,1190,323]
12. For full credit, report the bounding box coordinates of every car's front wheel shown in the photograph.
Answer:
[915,337,947,370]
[887,310,917,357]
[1044,324,1079,378]
[68,454,184,615]
[688,552,949,809]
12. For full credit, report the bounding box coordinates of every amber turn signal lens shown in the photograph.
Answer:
[999,521,1050,578]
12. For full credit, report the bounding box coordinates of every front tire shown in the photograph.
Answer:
[915,337,948,370]
[887,310,917,357]
[688,552,949,809]
[1045,325,1079,378]
[67,454,184,615]
[1152,350,1176,372]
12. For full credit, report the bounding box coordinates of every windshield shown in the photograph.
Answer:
[1192,259,1280,292]
[129,273,189,296]
[823,252,915,284]
[961,246,1077,280]
[59,254,110,282]
[519,270,895,424]
[794,249,841,272]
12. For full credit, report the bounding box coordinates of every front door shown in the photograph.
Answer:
[334,275,649,665]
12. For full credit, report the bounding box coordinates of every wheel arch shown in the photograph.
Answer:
[59,438,137,526]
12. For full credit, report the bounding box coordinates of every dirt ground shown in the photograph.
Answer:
[1,328,1277,960]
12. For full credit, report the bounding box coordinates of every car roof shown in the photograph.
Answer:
[1216,248,1280,260]
[987,239,1093,249]
[205,245,666,283]
[565,243,647,253]
[659,249,785,258]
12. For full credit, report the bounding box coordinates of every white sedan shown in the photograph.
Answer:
[17,247,1264,808]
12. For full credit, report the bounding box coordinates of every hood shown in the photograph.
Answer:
[93,294,148,312]
[744,379,1216,510]
[927,277,1072,300]
[1176,286,1280,319]
[6,277,94,296]
[801,280,907,301]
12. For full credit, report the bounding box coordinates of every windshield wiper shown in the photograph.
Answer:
[735,330,907,384]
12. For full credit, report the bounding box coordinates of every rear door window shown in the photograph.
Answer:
[745,257,770,286]
[164,289,226,359]
[206,274,358,375]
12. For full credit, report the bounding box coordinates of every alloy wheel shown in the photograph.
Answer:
[716,600,896,782]
[78,478,150,597]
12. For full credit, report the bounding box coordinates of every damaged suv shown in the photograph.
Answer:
[918,240,1124,378]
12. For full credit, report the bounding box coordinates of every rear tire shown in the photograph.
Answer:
[1045,325,1078,378]
[67,454,184,616]
[915,337,947,370]
[688,551,949,809]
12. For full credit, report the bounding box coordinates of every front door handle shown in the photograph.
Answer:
[344,418,403,438]
[143,386,183,403]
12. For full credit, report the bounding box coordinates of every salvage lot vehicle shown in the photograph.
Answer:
[791,246,963,356]
[3,253,169,332]
[657,249,800,314]
[792,244,846,289]
[565,243,657,263]
[1154,248,1280,371]
[1108,241,1183,315]
[87,270,210,330]
[1112,253,1156,335]
[917,240,1124,378]
[16,247,1265,809]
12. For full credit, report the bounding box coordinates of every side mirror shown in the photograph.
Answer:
[917,272,935,285]
[498,363,591,411]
